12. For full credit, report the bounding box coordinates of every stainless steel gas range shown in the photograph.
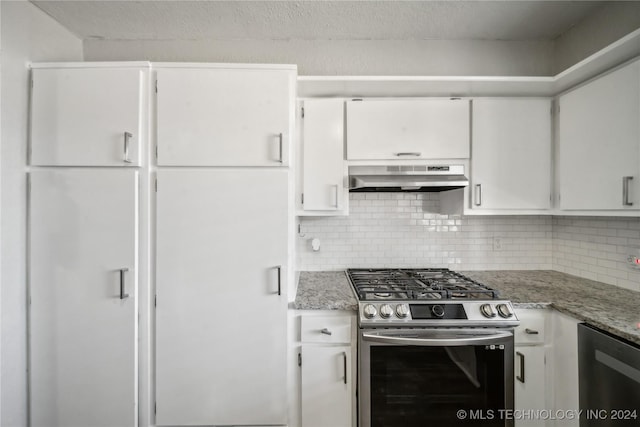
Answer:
[347,268,520,427]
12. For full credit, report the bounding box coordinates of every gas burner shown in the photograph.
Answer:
[414,292,443,300]
[373,292,392,299]
[347,268,500,302]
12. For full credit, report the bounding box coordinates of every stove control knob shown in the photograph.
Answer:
[363,304,377,319]
[496,303,514,318]
[480,303,497,318]
[379,304,393,319]
[395,304,410,318]
[431,304,445,318]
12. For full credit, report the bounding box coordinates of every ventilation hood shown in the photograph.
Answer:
[349,165,469,192]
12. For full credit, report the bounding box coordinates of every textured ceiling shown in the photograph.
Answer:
[31,1,606,42]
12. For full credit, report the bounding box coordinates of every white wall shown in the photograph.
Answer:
[1,2,82,426]
[83,38,554,76]
[81,2,640,77]
[298,193,553,271]
[554,2,640,74]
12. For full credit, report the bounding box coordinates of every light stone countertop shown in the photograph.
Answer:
[462,270,640,345]
[293,270,640,345]
[291,271,357,311]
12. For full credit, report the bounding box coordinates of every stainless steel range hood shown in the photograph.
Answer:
[349,165,469,192]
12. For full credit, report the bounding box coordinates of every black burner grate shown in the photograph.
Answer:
[347,268,499,301]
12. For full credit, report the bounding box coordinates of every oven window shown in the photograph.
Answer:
[370,345,506,426]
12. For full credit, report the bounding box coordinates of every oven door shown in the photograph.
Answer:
[359,328,514,427]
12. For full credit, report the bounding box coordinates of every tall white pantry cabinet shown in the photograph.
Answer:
[28,62,296,427]
[29,63,149,427]
[153,64,295,426]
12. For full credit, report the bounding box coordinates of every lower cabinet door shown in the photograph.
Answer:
[155,169,288,426]
[514,345,546,427]
[29,169,138,427]
[301,345,352,427]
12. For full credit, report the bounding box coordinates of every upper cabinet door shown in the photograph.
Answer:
[558,60,640,210]
[346,99,470,160]
[471,98,551,210]
[30,67,144,166]
[156,67,294,166]
[302,99,347,212]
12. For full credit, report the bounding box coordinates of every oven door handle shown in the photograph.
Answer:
[361,330,513,346]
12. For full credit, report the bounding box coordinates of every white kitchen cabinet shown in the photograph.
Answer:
[346,99,470,160]
[471,98,551,211]
[514,309,549,427]
[550,311,581,427]
[155,169,289,426]
[300,99,348,214]
[156,65,295,166]
[30,66,146,166]
[302,346,352,427]
[515,346,546,421]
[558,59,640,211]
[29,169,138,427]
[299,313,356,427]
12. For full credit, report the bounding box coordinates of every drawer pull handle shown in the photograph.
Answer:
[320,328,332,336]
[525,328,539,335]
[395,152,421,157]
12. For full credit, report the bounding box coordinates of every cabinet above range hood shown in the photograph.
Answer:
[349,165,469,192]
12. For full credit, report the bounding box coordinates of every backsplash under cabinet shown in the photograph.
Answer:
[297,193,640,292]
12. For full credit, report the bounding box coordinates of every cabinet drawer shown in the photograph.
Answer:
[514,311,546,344]
[301,316,352,344]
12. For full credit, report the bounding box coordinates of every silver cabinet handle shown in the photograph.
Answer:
[395,152,421,157]
[623,176,633,206]
[277,133,283,163]
[119,268,130,299]
[333,184,340,208]
[320,328,332,336]
[525,328,539,335]
[123,132,133,163]
[475,184,482,206]
[276,265,282,296]
[516,351,525,383]
[343,351,348,385]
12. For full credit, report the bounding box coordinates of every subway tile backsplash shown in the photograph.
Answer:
[553,216,640,292]
[298,193,553,271]
[298,193,640,292]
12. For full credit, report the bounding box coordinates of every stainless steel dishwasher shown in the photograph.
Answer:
[578,324,640,426]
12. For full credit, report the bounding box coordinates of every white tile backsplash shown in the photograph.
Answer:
[298,193,553,271]
[553,216,640,292]
[298,194,640,292]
